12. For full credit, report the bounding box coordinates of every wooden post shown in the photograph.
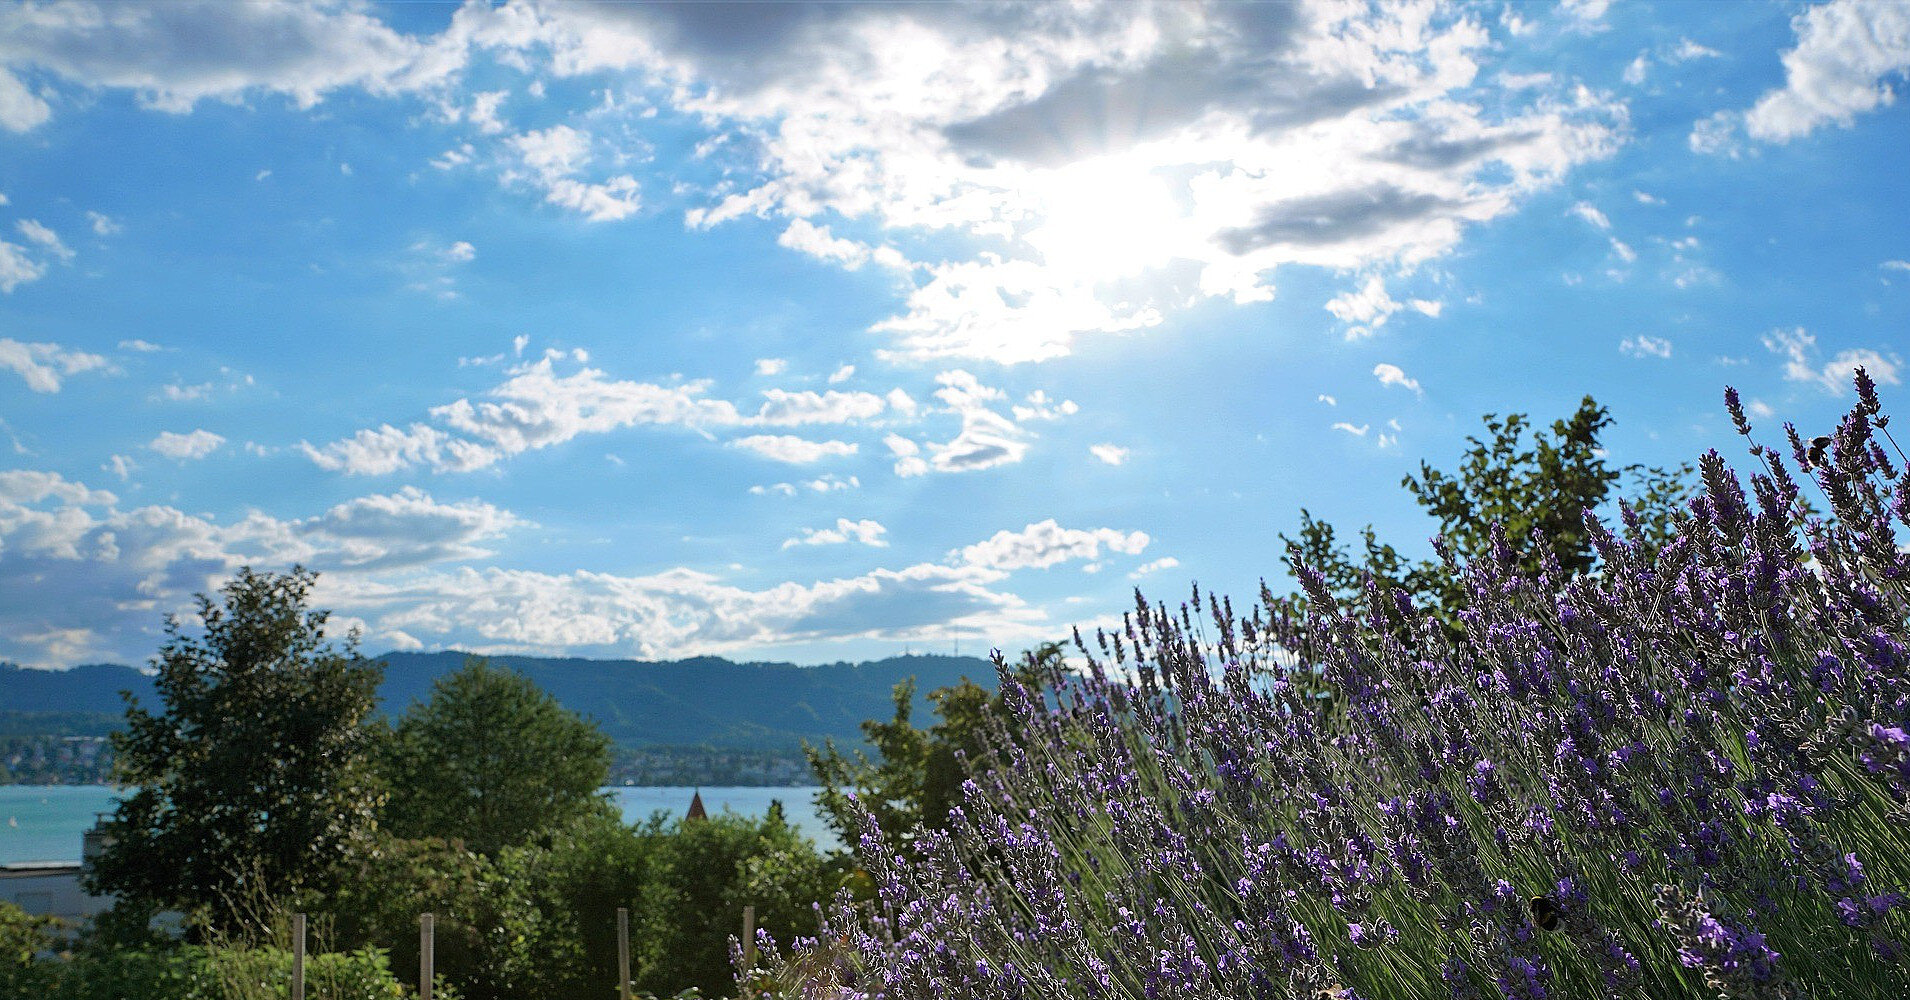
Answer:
[291,912,306,1000]
[616,907,632,1000]
[742,903,756,993]
[420,912,435,1000]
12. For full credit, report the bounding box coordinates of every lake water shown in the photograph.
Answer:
[0,785,831,864]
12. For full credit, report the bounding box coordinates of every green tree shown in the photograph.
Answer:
[1275,396,1690,624]
[375,657,612,856]
[89,567,384,928]
[808,642,1061,850]
[634,808,830,998]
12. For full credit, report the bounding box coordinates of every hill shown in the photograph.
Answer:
[1,651,995,752]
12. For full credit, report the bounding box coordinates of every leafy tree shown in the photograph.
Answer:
[375,657,612,856]
[634,807,831,998]
[808,643,1062,850]
[1275,396,1690,625]
[89,567,384,928]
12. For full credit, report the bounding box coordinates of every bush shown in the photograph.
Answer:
[16,941,423,1000]
[765,373,1910,999]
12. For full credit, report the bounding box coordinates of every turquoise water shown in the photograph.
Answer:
[0,785,831,864]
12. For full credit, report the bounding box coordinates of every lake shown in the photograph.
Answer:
[0,785,832,864]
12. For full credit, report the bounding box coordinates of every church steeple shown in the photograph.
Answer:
[686,789,707,821]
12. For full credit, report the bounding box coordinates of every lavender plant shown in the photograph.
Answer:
[759,373,1910,1000]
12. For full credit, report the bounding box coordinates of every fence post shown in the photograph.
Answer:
[617,906,632,1000]
[742,903,756,995]
[420,912,435,1000]
[291,912,305,1000]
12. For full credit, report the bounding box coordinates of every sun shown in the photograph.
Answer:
[1021,156,1188,281]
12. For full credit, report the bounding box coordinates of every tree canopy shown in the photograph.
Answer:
[375,657,612,856]
[1274,395,1689,625]
[89,566,384,927]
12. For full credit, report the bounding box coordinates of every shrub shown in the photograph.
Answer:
[765,373,1910,999]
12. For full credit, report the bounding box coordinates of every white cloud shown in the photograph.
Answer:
[0,0,461,118]
[1619,335,1672,359]
[1088,443,1129,466]
[729,434,857,464]
[1763,326,1903,395]
[148,429,224,460]
[827,364,855,384]
[0,66,50,131]
[1882,260,1910,273]
[754,357,788,376]
[0,473,535,665]
[118,338,162,352]
[1128,556,1179,580]
[1332,421,1370,436]
[1608,236,1636,263]
[807,474,858,492]
[1569,201,1611,230]
[0,338,109,392]
[782,517,888,549]
[102,454,138,481]
[777,219,874,270]
[1317,393,1337,406]
[884,433,928,478]
[1010,390,1078,423]
[1633,190,1663,205]
[1741,0,1910,143]
[752,388,890,425]
[955,519,1148,571]
[16,220,73,263]
[155,381,212,402]
[505,124,641,221]
[86,210,122,236]
[1748,398,1776,420]
[558,1,1627,364]
[443,240,476,262]
[1326,276,1404,340]
[1373,362,1423,395]
[0,240,46,292]
[304,358,747,474]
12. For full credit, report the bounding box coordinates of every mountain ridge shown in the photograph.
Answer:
[0,651,998,751]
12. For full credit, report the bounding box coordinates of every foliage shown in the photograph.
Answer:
[325,834,560,1000]
[634,807,833,998]
[7,940,425,1000]
[90,567,384,929]
[1275,396,1691,628]
[764,373,1910,999]
[510,810,656,999]
[807,643,1062,850]
[375,657,613,856]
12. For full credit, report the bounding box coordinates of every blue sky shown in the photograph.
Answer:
[0,0,1906,669]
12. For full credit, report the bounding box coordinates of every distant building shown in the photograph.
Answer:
[1,861,109,927]
[686,789,707,821]
[1,813,113,929]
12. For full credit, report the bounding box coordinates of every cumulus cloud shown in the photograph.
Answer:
[148,429,225,460]
[0,338,110,392]
[0,0,461,117]
[16,220,73,262]
[1332,421,1370,437]
[729,434,857,464]
[1620,335,1672,359]
[118,338,162,352]
[0,66,51,131]
[1742,0,1910,143]
[303,357,917,475]
[512,0,1625,364]
[1763,326,1902,395]
[754,357,787,376]
[1129,556,1179,580]
[1569,201,1611,230]
[0,470,530,665]
[504,124,641,221]
[1089,443,1129,466]
[782,517,888,549]
[0,239,48,293]
[955,519,1148,572]
[884,369,1053,475]
[1373,362,1423,395]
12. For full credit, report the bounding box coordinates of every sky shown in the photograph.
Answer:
[0,0,1906,670]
